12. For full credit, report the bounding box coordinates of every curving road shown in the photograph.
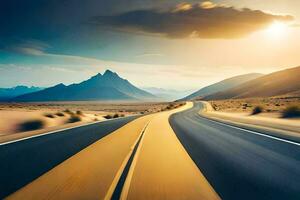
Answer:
[2,102,300,200]
[170,102,300,200]
[0,116,139,199]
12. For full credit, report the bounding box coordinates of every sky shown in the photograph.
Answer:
[0,0,299,90]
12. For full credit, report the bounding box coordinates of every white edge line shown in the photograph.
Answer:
[0,115,138,146]
[203,117,300,146]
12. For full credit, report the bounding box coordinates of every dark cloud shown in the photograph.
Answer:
[91,2,294,39]
[0,0,186,48]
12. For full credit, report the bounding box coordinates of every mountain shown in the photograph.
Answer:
[143,87,194,101]
[181,73,263,100]
[0,86,42,101]
[12,70,155,102]
[204,66,300,100]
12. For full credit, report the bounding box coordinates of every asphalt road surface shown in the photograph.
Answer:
[170,102,300,200]
[0,116,139,199]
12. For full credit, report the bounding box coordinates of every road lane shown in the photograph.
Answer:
[6,115,152,200]
[0,115,139,199]
[170,102,300,200]
[123,102,220,200]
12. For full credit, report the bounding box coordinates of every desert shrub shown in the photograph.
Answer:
[18,119,45,132]
[76,110,83,115]
[63,109,74,115]
[252,106,263,115]
[113,114,119,118]
[211,103,217,110]
[67,115,81,123]
[94,118,99,121]
[179,103,185,107]
[55,112,65,117]
[120,114,125,117]
[44,113,55,118]
[282,106,300,118]
[104,114,113,119]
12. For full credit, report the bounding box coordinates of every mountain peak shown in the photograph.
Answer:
[103,69,118,77]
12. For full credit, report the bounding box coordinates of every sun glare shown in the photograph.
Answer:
[266,21,288,38]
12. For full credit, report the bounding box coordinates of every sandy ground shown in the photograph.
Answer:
[0,109,105,136]
[0,101,178,138]
[201,101,300,135]
[209,97,300,114]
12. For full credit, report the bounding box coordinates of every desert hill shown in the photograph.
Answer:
[204,66,300,100]
[181,73,263,100]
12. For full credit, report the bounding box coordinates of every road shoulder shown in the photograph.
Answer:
[200,101,300,141]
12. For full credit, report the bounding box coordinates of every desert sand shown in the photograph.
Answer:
[210,97,299,114]
[0,101,177,139]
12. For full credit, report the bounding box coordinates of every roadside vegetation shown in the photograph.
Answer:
[103,113,125,119]
[282,106,300,118]
[76,110,83,116]
[251,106,263,115]
[63,109,74,115]
[18,119,45,132]
[67,115,82,123]
[161,102,186,112]
[55,112,65,117]
[44,113,56,118]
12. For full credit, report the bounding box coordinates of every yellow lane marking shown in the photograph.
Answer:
[6,115,153,200]
[104,123,148,200]
[124,102,220,200]
[120,121,149,200]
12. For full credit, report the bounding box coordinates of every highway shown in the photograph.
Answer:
[2,102,300,200]
[0,116,138,199]
[170,102,300,200]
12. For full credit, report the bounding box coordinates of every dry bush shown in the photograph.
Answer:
[44,113,55,118]
[18,119,45,132]
[76,110,83,115]
[251,106,263,115]
[282,106,300,118]
[63,109,74,115]
[55,112,65,117]
[103,114,113,119]
[104,113,123,119]
[67,115,82,123]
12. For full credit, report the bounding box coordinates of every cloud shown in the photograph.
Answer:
[91,1,294,39]
[7,40,50,56]
[135,53,164,58]
[200,1,217,9]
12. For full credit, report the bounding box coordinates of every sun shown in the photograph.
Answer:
[265,21,288,38]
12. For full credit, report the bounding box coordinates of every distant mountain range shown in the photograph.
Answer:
[4,66,299,102]
[204,66,300,100]
[0,86,42,101]
[181,73,263,100]
[12,70,155,102]
[143,87,194,101]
